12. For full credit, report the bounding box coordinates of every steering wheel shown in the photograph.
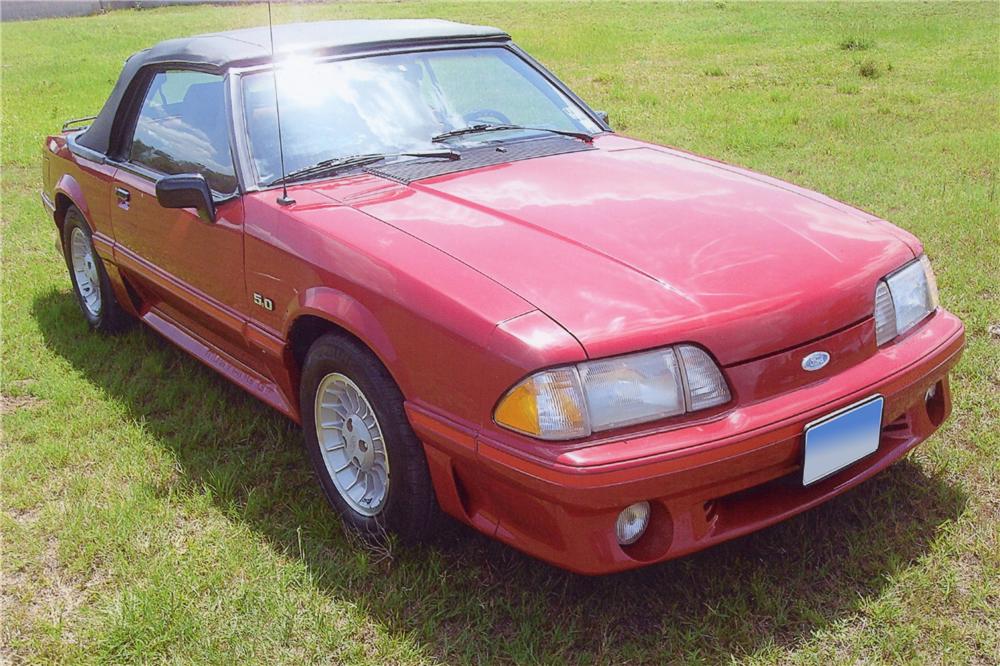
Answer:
[462,108,512,125]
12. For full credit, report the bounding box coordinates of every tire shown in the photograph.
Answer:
[300,332,440,541]
[62,206,129,333]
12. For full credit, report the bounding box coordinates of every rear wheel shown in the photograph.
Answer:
[62,206,128,332]
[300,332,440,541]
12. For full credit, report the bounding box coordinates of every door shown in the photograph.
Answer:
[111,69,251,362]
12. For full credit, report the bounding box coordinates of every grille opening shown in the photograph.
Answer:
[451,467,473,521]
[883,418,910,433]
[707,411,915,533]
[703,499,720,528]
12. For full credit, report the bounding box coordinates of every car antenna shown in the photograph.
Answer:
[267,0,294,206]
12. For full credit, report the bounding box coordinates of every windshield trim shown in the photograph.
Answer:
[229,41,611,192]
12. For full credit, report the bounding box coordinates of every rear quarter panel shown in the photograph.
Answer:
[44,134,116,243]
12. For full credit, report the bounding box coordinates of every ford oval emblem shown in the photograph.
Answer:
[802,351,831,372]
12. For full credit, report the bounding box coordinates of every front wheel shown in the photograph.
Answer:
[300,332,440,541]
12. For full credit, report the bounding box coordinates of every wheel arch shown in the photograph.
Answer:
[284,287,407,404]
[52,174,91,234]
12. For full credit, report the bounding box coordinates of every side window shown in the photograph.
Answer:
[129,70,237,194]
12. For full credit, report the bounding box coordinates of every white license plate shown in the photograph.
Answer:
[802,396,884,486]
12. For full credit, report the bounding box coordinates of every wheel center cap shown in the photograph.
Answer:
[344,417,375,470]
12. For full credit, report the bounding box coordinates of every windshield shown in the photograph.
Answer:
[241,47,601,184]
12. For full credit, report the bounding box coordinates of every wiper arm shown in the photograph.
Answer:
[268,149,459,187]
[431,124,593,143]
[430,124,494,142]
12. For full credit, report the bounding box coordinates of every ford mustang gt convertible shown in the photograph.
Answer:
[41,19,965,574]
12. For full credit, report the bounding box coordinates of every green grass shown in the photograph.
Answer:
[2,2,998,663]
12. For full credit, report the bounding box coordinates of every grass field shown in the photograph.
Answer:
[2,2,998,663]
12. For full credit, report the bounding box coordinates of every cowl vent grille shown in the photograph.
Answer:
[364,136,595,184]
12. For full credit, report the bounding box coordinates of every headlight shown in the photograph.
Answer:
[874,255,939,346]
[494,344,730,440]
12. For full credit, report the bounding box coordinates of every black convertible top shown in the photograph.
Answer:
[76,19,509,154]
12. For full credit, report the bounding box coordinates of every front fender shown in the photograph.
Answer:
[287,285,399,368]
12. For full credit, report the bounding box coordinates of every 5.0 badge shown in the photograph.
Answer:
[252,292,274,311]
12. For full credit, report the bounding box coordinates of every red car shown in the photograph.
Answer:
[41,20,964,574]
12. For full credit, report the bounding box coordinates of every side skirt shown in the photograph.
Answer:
[142,306,294,418]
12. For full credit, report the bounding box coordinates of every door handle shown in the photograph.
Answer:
[114,186,130,210]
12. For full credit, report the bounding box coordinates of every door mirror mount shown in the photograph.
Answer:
[155,173,216,223]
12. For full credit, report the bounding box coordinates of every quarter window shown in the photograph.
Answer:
[130,70,237,194]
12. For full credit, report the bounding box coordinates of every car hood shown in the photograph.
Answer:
[317,137,917,365]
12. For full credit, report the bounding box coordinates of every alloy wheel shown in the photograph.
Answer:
[70,226,102,317]
[313,372,391,516]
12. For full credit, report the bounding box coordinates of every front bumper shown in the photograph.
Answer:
[410,309,965,574]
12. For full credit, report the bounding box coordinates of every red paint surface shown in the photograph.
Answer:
[43,129,964,573]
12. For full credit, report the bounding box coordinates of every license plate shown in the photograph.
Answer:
[802,396,884,486]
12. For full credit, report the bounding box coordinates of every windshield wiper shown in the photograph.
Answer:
[268,149,459,187]
[431,124,593,144]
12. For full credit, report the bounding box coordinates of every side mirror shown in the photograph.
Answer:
[595,110,610,128]
[155,173,216,223]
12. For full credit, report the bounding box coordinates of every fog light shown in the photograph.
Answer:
[615,501,651,546]
[925,384,937,402]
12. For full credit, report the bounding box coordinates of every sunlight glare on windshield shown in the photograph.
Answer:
[243,47,600,184]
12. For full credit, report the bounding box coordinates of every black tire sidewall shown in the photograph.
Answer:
[300,333,438,541]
